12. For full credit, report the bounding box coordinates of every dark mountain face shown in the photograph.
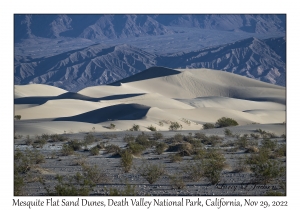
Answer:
[14,37,286,91]
[14,44,158,91]
[14,14,286,42]
[158,37,286,86]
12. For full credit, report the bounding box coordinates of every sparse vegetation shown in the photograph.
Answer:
[129,124,140,131]
[152,132,163,140]
[120,150,133,173]
[147,125,157,131]
[202,123,215,129]
[169,173,185,189]
[169,121,182,131]
[138,162,165,184]
[224,128,233,137]
[109,123,116,129]
[14,115,21,120]
[155,142,168,155]
[215,117,238,128]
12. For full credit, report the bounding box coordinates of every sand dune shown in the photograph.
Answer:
[14,67,286,135]
[14,84,67,98]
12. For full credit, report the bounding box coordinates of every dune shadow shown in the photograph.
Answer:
[15,92,145,105]
[53,103,150,123]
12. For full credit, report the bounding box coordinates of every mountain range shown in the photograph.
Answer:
[14,36,286,92]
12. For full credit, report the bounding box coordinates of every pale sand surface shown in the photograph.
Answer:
[14,67,285,136]
[14,84,67,98]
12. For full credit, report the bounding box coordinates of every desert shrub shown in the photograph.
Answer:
[174,133,184,142]
[167,143,194,156]
[43,173,91,196]
[256,128,267,137]
[182,161,203,181]
[25,135,33,146]
[169,153,183,162]
[30,149,45,164]
[246,147,270,166]
[129,124,140,131]
[169,121,182,131]
[274,144,286,157]
[14,115,21,120]
[245,146,259,153]
[81,164,109,185]
[33,137,47,148]
[159,121,164,126]
[236,136,249,149]
[155,142,168,155]
[49,134,68,142]
[147,125,157,131]
[120,150,133,173]
[127,142,145,156]
[138,162,165,184]
[123,134,135,143]
[193,148,206,160]
[181,118,191,125]
[215,117,238,128]
[220,140,235,147]
[250,159,285,184]
[250,133,260,139]
[68,139,82,151]
[152,132,163,140]
[194,132,207,140]
[90,146,100,156]
[83,134,95,146]
[224,128,233,137]
[185,138,202,149]
[261,138,277,151]
[105,144,121,155]
[202,123,215,129]
[201,135,222,146]
[135,134,152,148]
[169,173,185,189]
[233,157,249,173]
[109,123,116,129]
[107,183,136,196]
[61,144,74,156]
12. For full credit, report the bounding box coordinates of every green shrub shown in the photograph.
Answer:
[90,146,100,156]
[128,142,145,156]
[123,134,135,143]
[224,128,233,137]
[250,159,285,184]
[120,150,133,173]
[202,123,215,129]
[147,125,157,131]
[155,143,168,155]
[14,115,21,120]
[135,134,152,148]
[215,117,238,128]
[83,134,95,146]
[81,164,109,185]
[105,144,121,156]
[129,124,140,131]
[107,183,136,196]
[169,121,182,131]
[236,136,249,149]
[109,123,116,129]
[169,173,185,189]
[274,144,286,157]
[182,161,203,181]
[169,153,183,162]
[69,139,82,151]
[152,132,163,140]
[138,162,165,184]
[61,144,74,156]
[261,139,277,151]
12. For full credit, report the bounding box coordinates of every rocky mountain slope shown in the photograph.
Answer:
[14,14,285,42]
[14,37,286,92]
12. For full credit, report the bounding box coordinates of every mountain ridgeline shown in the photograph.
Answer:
[14,14,285,42]
[14,36,286,92]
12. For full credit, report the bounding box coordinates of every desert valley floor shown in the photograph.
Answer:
[14,67,286,196]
